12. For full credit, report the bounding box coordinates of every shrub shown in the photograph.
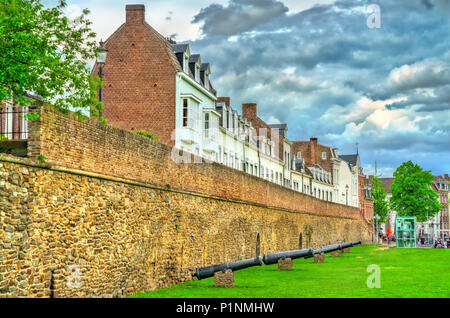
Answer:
[133,130,160,142]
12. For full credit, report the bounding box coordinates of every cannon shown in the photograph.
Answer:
[192,257,263,280]
[262,248,314,265]
[307,241,362,258]
[304,244,341,259]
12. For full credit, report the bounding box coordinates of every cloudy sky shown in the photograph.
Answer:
[44,0,450,177]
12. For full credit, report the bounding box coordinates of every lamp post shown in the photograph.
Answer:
[96,40,108,117]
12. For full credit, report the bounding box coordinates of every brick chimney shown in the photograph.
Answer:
[310,137,318,164]
[217,97,230,107]
[242,103,257,118]
[126,4,145,25]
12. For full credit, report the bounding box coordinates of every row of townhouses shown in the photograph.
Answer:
[0,5,375,217]
[2,5,447,234]
[88,5,372,213]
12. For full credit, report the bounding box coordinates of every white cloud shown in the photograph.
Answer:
[282,0,336,15]
[388,60,450,90]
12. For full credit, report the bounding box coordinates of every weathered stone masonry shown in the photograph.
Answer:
[0,105,373,298]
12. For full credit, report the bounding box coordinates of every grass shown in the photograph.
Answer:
[129,245,450,298]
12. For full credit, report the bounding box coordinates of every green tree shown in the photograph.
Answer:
[390,161,441,222]
[371,175,389,224]
[0,0,104,121]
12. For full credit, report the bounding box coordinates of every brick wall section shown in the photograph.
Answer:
[91,5,179,146]
[27,104,370,221]
[0,158,373,297]
[292,139,334,173]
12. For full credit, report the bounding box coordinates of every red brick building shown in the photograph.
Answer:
[92,5,216,147]
[291,138,335,173]
[361,175,374,220]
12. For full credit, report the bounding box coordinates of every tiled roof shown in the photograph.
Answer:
[339,154,359,166]
[200,63,210,71]
[189,54,201,63]
[268,124,288,138]
[172,44,189,53]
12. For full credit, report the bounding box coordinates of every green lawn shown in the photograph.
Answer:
[130,245,450,298]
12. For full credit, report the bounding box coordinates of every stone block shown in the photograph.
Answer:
[330,250,340,257]
[314,253,325,263]
[278,258,293,270]
[214,270,234,287]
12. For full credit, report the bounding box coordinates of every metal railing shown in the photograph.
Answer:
[0,106,29,140]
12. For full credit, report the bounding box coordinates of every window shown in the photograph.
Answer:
[184,55,189,73]
[297,152,301,159]
[322,152,326,160]
[205,74,209,89]
[204,113,209,138]
[183,99,188,127]
[226,110,230,129]
[195,65,200,81]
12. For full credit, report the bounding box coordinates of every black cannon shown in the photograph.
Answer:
[262,248,314,265]
[192,257,263,280]
[304,244,341,259]
[308,241,362,257]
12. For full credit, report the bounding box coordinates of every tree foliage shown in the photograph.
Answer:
[390,161,441,222]
[0,0,104,122]
[371,176,389,223]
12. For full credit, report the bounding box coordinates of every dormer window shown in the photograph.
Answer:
[184,54,189,73]
[195,64,200,82]
[205,73,209,89]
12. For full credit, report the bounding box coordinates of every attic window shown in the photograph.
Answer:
[195,64,200,82]
[184,54,189,73]
[205,73,209,89]
[322,152,326,160]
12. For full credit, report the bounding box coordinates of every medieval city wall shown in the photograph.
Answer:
[0,105,373,297]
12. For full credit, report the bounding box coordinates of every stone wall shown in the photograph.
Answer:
[27,104,368,221]
[0,157,372,298]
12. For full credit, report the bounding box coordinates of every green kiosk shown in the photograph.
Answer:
[395,217,417,248]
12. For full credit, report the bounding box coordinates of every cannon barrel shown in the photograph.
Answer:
[303,244,341,259]
[192,257,263,280]
[305,241,362,259]
[340,242,354,249]
[262,248,314,265]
